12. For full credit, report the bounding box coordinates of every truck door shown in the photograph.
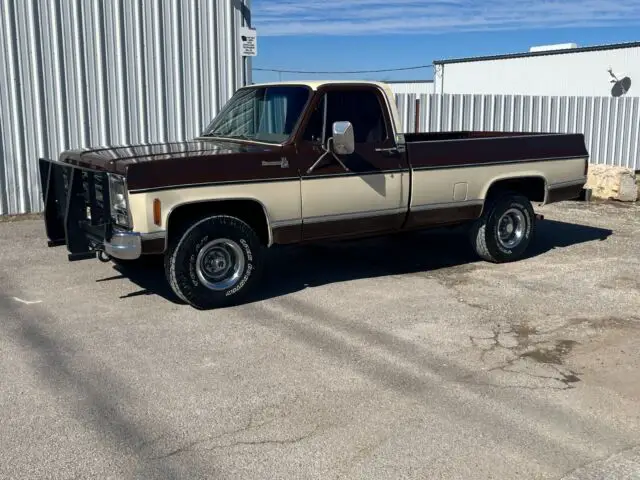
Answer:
[296,85,408,240]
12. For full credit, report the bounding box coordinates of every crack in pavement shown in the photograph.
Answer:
[199,426,320,450]
[152,423,321,460]
[470,322,582,390]
[151,426,246,460]
[150,396,313,460]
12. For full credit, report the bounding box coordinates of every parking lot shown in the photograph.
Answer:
[1,199,639,479]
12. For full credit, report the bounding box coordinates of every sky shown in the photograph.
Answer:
[249,0,640,84]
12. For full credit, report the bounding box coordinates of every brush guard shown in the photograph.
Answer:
[38,157,115,262]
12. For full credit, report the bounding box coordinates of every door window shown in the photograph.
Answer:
[326,90,388,143]
[302,89,388,144]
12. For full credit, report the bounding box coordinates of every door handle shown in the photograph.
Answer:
[375,147,400,155]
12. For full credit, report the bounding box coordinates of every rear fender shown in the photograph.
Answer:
[479,173,548,213]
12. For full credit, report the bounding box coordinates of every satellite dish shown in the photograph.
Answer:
[612,77,632,97]
[608,68,632,97]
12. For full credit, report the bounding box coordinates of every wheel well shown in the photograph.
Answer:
[485,176,546,203]
[167,200,270,246]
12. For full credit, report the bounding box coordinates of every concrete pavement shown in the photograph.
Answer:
[1,200,639,479]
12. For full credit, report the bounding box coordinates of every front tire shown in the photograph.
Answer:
[165,215,264,309]
[470,193,536,263]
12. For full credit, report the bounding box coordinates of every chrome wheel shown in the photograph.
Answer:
[497,208,527,249]
[195,238,245,291]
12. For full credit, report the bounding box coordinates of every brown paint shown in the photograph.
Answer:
[272,224,302,244]
[405,132,588,170]
[302,213,404,241]
[547,184,584,203]
[59,140,299,192]
[141,237,165,255]
[277,204,485,245]
[404,204,483,229]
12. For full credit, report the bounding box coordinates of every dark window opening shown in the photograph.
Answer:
[325,90,387,143]
[301,89,388,144]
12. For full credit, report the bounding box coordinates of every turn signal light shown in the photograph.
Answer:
[153,199,162,226]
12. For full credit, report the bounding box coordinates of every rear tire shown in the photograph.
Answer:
[470,193,535,263]
[164,215,264,309]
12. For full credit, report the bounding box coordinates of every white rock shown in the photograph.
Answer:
[585,164,638,202]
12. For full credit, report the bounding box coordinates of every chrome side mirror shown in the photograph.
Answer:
[330,121,355,155]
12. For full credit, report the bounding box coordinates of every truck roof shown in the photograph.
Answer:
[246,80,391,90]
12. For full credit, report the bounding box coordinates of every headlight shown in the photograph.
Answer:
[108,174,131,228]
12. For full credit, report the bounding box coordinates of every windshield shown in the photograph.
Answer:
[202,86,311,144]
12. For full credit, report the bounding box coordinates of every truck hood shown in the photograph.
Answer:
[59,138,294,192]
[59,139,280,172]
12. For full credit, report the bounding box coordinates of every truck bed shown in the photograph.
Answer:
[403,131,589,169]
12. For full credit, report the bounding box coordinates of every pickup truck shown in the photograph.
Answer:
[39,80,589,309]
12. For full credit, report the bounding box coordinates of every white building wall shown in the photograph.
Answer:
[387,81,434,96]
[434,45,640,97]
[0,0,251,216]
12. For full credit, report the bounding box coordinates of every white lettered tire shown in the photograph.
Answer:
[164,215,264,309]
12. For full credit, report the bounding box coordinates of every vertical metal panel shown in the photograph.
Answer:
[397,93,640,171]
[1,0,250,215]
[630,98,640,170]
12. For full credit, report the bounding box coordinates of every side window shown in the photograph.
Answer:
[325,90,388,143]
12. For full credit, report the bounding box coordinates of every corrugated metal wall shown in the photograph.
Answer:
[0,0,251,216]
[396,93,640,171]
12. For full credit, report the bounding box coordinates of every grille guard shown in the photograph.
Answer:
[38,157,114,261]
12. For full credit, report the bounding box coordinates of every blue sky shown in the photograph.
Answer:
[250,0,640,83]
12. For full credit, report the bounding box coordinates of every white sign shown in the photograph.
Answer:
[240,27,257,57]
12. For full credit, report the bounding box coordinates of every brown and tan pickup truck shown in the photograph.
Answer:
[39,80,589,309]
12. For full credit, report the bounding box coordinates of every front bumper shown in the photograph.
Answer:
[102,230,167,260]
[104,230,142,260]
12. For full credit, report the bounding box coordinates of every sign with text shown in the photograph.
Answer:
[240,27,257,57]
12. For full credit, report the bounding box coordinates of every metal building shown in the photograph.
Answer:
[0,0,252,216]
[433,41,640,98]
[386,80,434,96]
